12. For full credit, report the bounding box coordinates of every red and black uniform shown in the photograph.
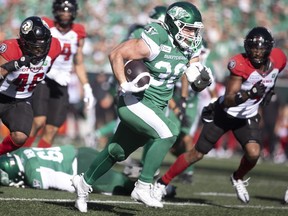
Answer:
[0,38,61,137]
[196,48,287,154]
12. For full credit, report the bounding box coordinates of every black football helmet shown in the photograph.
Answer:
[52,0,78,28]
[0,153,25,186]
[19,16,52,64]
[244,26,274,68]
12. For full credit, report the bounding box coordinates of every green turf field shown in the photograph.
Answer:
[0,151,287,216]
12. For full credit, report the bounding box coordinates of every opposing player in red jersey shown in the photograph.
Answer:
[24,0,95,148]
[156,26,287,203]
[0,16,61,155]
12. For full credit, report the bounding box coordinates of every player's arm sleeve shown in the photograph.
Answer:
[140,24,167,61]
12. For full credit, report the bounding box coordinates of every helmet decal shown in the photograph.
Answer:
[21,20,33,35]
[168,6,190,20]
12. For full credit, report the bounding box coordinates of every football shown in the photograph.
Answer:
[124,60,151,87]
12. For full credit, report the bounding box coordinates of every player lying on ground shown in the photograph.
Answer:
[0,145,134,195]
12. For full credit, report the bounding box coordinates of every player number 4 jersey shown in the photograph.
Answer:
[42,17,86,86]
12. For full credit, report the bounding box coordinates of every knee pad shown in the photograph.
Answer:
[107,143,125,161]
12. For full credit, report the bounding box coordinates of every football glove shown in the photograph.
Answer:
[184,62,202,83]
[191,66,212,92]
[83,83,96,109]
[15,55,31,68]
[1,55,31,73]
[176,97,191,127]
[177,97,187,118]
[120,72,150,93]
[247,80,266,99]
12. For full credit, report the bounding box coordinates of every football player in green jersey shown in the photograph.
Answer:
[0,145,134,194]
[71,2,213,212]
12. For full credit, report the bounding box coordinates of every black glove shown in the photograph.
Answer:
[176,97,187,124]
[191,66,212,92]
[247,80,266,99]
[16,55,31,68]
[177,97,187,119]
[261,89,275,106]
[1,55,31,73]
[174,97,191,127]
[201,102,216,123]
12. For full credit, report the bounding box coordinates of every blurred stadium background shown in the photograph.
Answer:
[1,0,288,77]
[1,1,288,214]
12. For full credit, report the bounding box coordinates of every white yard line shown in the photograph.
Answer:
[1,197,288,210]
[195,192,237,197]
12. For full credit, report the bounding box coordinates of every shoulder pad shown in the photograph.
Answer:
[270,48,287,71]
[42,17,54,28]
[0,39,22,61]
[142,23,169,44]
[72,23,86,39]
[227,53,252,79]
[48,37,62,60]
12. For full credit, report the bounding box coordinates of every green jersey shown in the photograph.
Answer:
[10,145,134,194]
[13,145,77,192]
[128,25,144,39]
[140,22,200,108]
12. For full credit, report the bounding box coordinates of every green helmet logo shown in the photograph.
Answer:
[168,6,190,20]
[165,2,204,52]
